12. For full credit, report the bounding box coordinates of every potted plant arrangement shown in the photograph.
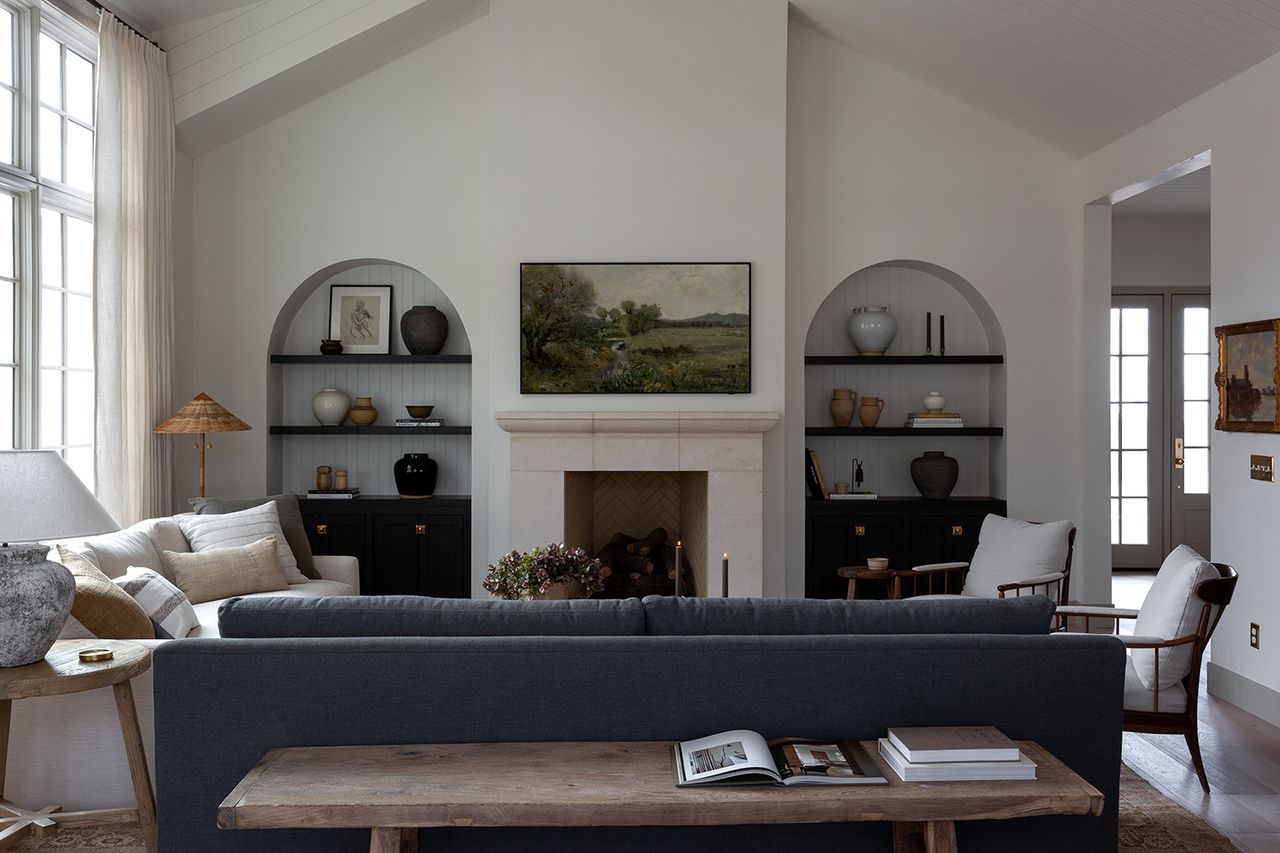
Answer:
[483,543,605,600]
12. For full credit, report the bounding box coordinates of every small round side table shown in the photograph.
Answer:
[0,640,156,853]
[837,565,897,600]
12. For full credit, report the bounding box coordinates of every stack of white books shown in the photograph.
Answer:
[904,412,965,428]
[877,726,1037,781]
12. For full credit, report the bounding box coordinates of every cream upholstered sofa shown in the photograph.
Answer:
[5,514,359,812]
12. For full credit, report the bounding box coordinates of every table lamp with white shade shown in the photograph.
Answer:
[0,451,119,667]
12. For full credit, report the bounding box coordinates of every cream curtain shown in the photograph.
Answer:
[93,13,174,524]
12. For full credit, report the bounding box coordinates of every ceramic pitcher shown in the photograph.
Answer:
[859,396,884,427]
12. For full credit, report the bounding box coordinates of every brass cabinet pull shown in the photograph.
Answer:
[415,524,428,535]
[854,525,866,536]
[951,525,964,536]
[315,523,328,535]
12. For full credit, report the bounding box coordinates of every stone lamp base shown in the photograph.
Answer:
[0,544,75,667]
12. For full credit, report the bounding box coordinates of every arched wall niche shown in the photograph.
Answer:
[803,259,1007,498]
[265,258,473,496]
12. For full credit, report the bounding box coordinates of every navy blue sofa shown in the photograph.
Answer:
[153,595,1124,852]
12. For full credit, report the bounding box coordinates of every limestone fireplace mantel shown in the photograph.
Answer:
[496,411,779,596]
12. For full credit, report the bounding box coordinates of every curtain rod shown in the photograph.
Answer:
[84,0,163,50]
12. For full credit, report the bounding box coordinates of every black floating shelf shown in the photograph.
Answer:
[804,354,1003,365]
[805,427,1004,437]
[270,426,472,436]
[270,354,472,365]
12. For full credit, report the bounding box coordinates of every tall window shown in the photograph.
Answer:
[0,1,96,488]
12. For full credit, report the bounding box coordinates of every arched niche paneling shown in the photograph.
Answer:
[804,260,1007,498]
[265,259,472,496]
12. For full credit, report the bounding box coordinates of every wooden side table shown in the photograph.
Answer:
[0,640,156,853]
[838,565,898,600]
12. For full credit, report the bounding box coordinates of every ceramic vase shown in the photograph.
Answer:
[911,451,959,500]
[319,339,343,356]
[349,396,378,427]
[858,396,884,427]
[400,306,449,356]
[394,452,438,498]
[0,546,75,667]
[922,391,947,413]
[312,388,350,426]
[527,580,582,601]
[829,388,856,427]
[846,306,898,356]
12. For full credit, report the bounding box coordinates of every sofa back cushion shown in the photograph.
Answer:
[641,595,1055,635]
[218,595,647,638]
[78,517,189,581]
[962,515,1073,598]
[190,495,317,580]
[1131,545,1218,690]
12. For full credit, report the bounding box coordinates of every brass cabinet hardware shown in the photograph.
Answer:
[315,523,328,535]
[951,525,964,536]
[1174,437,1185,470]
[415,524,428,535]
[854,525,866,536]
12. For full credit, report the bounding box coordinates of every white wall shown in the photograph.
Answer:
[1112,217,1210,289]
[184,17,489,565]
[486,0,790,593]
[785,23,1089,600]
[1080,51,1280,724]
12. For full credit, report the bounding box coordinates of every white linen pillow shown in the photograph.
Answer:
[176,502,304,584]
[161,536,290,605]
[113,567,201,640]
[961,515,1073,598]
[82,517,189,581]
[1131,545,1218,691]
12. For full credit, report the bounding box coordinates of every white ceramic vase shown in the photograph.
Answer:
[846,306,898,355]
[312,388,351,426]
[922,391,947,412]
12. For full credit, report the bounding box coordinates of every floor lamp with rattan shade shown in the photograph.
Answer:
[154,393,252,497]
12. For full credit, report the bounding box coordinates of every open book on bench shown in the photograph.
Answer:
[673,730,886,786]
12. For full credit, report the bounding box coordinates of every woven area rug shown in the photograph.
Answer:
[11,764,1237,852]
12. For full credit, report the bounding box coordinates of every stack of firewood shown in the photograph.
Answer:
[595,527,696,598]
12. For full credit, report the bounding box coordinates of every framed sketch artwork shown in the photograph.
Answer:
[329,285,392,354]
[1215,317,1280,433]
[520,262,751,394]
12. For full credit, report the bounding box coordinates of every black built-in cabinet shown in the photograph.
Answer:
[805,496,1006,599]
[300,496,470,597]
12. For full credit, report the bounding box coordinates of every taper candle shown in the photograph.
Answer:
[674,540,683,598]
[940,314,946,356]
[926,311,932,354]
[722,553,729,598]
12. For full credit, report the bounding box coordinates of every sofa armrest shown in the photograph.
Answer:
[312,555,360,594]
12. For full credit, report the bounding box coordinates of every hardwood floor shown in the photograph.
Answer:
[1113,571,1280,852]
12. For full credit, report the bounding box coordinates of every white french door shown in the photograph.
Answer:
[1110,292,1211,569]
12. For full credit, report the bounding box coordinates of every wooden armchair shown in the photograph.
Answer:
[891,517,1076,605]
[1057,557,1238,793]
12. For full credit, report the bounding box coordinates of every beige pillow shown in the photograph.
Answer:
[55,546,156,639]
[161,536,290,605]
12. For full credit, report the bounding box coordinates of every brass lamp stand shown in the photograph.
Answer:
[154,393,252,497]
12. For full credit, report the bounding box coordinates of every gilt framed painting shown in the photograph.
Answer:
[329,285,392,354]
[1215,317,1280,432]
[519,262,751,394]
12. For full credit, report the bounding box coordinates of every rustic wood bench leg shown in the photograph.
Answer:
[112,681,157,853]
[370,827,418,853]
[893,820,958,853]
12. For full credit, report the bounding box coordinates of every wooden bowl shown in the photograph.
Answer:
[405,405,434,419]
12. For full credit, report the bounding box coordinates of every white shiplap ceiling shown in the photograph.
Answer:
[105,0,259,34]
[790,0,1280,156]
[1113,166,1210,217]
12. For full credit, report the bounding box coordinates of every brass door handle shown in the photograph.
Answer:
[853,525,866,536]
[415,524,428,535]
[315,523,328,535]
[1174,437,1185,469]
[951,525,964,536]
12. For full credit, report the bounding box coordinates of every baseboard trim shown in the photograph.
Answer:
[1207,662,1280,728]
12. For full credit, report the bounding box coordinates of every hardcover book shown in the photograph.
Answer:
[878,738,1036,782]
[887,726,1020,763]
[673,730,885,787]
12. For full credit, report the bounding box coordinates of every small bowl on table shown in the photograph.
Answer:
[866,557,890,573]
[405,405,434,419]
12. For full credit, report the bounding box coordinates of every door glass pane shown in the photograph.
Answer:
[1121,498,1148,545]
[1120,402,1147,449]
[1185,401,1209,447]
[64,445,93,491]
[0,279,11,361]
[40,288,61,366]
[1111,498,1121,545]
[1110,308,1121,353]
[38,34,60,108]
[65,122,92,192]
[39,368,62,446]
[65,294,91,369]
[1110,403,1120,448]
[1109,356,1120,401]
[66,217,91,292]
[65,370,92,445]
[1121,356,1148,402]
[1110,450,1120,496]
[1183,354,1209,402]
[65,51,92,123]
[1121,308,1149,355]
[1121,451,1148,496]
[1184,307,1210,354]
[39,107,61,182]
[1184,447,1209,494]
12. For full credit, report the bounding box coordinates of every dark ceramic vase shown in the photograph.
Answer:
[400,306,449,355]
[910,451,958,500]
[319,339,343,356]
[394,453,438,498]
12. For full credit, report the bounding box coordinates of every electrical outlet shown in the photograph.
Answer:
[1251,623,1260,650]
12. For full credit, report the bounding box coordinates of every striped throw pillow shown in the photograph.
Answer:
[113,568,201,639]
[176,501,305,584]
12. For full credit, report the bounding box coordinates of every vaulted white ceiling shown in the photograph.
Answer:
[789,0,1280,156]
[1113,166,1210,218]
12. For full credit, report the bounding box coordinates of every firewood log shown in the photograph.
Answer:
[627,527,669,556]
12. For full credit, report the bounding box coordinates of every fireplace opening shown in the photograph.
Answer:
[564,471,707,598]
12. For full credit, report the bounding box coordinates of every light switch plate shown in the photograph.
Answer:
[1251,455,1274,482]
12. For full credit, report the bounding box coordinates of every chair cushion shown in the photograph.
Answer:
[189,494,318,580]
[112,568,201,640]
[1124,656,1187,713]
[56,547,156,639]
[79,517,189,581]
[161,536,291,605]
[961,515,1073,598]
[1131,545,1217,691]
[177,502,305,584]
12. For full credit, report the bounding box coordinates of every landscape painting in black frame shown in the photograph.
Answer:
[520,263,751,394]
